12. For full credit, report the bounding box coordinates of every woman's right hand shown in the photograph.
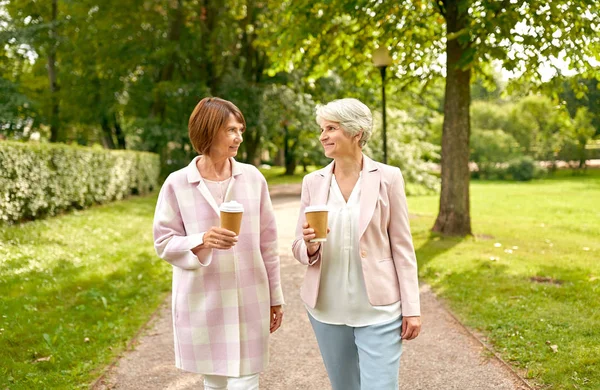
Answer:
[302,222,322,256]
[200,227,238,250]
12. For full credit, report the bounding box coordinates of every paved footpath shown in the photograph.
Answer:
[94,190,532,390]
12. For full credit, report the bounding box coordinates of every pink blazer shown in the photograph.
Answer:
[292,154,421,317]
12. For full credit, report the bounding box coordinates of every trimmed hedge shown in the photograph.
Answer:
[0,141,159,224]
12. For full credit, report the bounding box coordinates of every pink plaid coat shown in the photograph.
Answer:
[153,157,284,376]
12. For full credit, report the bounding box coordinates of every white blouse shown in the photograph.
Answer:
[306,174,402,326]
[203,177,232,206]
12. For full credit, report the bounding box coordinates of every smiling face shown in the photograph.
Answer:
[319,119,361,159]
[207,114,244,159]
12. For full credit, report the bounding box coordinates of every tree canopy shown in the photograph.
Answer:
[270,0,600,235]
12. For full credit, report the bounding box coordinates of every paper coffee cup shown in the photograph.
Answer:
[305,205,329,242]
[220,201,244,235]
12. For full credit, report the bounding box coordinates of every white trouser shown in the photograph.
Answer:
[203,373,259,390]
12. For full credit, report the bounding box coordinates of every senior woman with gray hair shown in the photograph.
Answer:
[292,98,421,389]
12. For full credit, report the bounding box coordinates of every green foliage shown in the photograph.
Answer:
[0,194,171,388]
[560,77,600,138]
[503,95,568,160]
[260,84,324,173]
[558,107,597,166]
[0,141,159,224]
[470,129,520,179]
[364,108,440,195]
[506,156,538,181]
[272,1,600,95]
[470,101,511,132]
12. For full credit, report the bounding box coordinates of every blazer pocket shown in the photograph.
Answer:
[378,257,393,263]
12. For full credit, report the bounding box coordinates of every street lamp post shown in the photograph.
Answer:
[372,47,392,164]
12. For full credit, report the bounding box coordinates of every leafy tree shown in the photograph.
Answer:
[3,0,65,142]
[560,77,600,138]
[364,108,440,195]
[271,0,600,235]
[469,128,520,179]
[505,95,571,166]
[470,101,510,132]
[0,40,38,140]
[260,85,318,174]
[559,107,597,169]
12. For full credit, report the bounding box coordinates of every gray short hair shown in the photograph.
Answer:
[315,98,373,147]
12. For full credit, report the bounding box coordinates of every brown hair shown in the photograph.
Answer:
[188,97,246,155]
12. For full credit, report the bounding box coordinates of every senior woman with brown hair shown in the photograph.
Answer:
[292,98,421,390]
[153,97,284,390]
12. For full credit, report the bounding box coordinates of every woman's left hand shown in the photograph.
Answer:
[401,316,421,340]
[270,305,284,333]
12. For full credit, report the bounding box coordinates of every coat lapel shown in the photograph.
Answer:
[358,154,380,239]
[187,156,242,217]
[224,158,243,202]
[314,161,334,205]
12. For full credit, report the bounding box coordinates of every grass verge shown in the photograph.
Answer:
[408,169,600,389]
[0,194,170,389]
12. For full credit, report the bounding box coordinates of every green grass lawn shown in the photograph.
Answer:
[0,195,170,389]
[408,169,600,389]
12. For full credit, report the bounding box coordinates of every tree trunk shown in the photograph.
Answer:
[101,115,116,149]
[48,0,62,143]
[283,124,297,175]
[150,0,183,121]
[199,0,220,93]
[243,133,260,165]
[114,113,126,149]
[432,0,472,236]
[285,158,297,176]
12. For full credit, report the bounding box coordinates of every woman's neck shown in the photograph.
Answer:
[333,152,363,179]
[197,155,231,181]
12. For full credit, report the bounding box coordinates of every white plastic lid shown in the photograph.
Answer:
[220,200,244,213]
[305,205,328,213]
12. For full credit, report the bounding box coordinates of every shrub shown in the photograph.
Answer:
[506,156,539,181]
[0,141,159,224]
[470,128,520,179]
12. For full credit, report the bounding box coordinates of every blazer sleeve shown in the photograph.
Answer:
[258,173,285,306]
[292,176,322,266]
[153,179,213,270]
[388,168,421,316]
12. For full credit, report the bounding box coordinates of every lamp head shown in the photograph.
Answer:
[372,46,392,68]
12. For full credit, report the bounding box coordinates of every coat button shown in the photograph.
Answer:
[360,250,367,258]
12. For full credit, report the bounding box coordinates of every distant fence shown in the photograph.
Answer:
[0,141,160,224]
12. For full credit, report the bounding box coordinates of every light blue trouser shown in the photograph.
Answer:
[308,313,403,390]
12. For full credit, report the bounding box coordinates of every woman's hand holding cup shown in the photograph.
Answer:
[201,227,238,250]
[303,205,329,256]
[302,222,330,256]
[302,222,321,255]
